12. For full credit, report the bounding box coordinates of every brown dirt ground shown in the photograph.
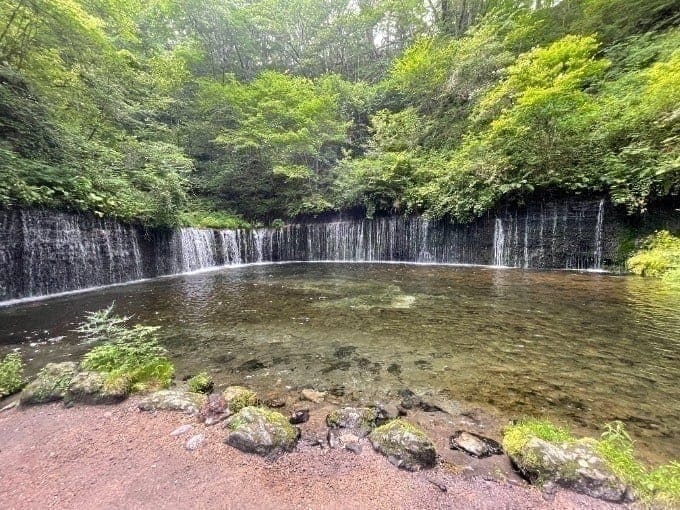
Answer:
[0,399,627,510]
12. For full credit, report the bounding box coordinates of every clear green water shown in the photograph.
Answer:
[1,263,678,463]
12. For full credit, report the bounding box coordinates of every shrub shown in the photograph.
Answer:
[77,306,174,393]
[187,372,214,394]
[627,230,680,283]
[0,352,25,398]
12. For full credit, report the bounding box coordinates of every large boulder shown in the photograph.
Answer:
[369,420,437,471]
[65,371,129,405]
[225,406,300,457]
[19,362,79,406]
[222,386,258,413]
[138,389,207,415]
[509,437,631,502]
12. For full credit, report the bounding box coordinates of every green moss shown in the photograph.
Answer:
[226,388,258,413]
[0,352,25,398]
[627,230,680,281]
[502,418,575,457]
[371,419,430,443]
[503,418,680,504]
[187,372,213,394]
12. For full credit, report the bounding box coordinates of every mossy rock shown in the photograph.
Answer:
[65,371,130,405]
[222,386,258,413]
[225,406,300,457]
[138,389,207,415]
[19,362,79,406]
[369,419,436,471]
[326,406,387,437]
[509,437,632,502]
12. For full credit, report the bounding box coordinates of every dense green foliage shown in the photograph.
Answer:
[77,305,174,392]
[0,0,678,225]
[503,418,680,503]
[0,352,25,398]
[627,230,680,284]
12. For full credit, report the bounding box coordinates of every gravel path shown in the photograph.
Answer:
[0,400,625,510]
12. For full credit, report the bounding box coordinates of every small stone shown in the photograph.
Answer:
[449,431,503,458]
[185,434,205,451]
[170,424,193,437]
[301,389,326,403]
[327,429,361,449]
[199,393,230,426]
[289,409,309,425]
[345,442,362,454]
[427,477,448,493]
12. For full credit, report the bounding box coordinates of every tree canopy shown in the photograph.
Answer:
[0,0,678,226]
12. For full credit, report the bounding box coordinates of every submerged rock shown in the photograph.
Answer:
[301,389,326,403]
[65,371,129,405]
[325,407,387,438]
[369,420,437,471]
[509,437,631,502]
[289,409,309,425]
[225,406,300,457]
[222,386,258,413]
[449,431,503,458]
[19,362,79,406]
[138,390,207,415]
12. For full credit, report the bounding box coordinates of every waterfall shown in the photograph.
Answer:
[0,198,618,303]
[493,218,506,266]
[179,228,217,271]
[593,199,605,270]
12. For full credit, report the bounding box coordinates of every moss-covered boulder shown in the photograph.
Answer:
[369,419,437,471]
[509,437,631,502]
[65,371,130,405]
[222,386,258,413]
[225,406,300,457]
[326,406,387,437]
[138,389,207,415]
[19,362,79,406]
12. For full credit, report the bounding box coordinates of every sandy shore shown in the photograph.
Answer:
[0,399,625,509]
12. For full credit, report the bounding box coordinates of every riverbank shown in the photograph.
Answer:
[0,399,625,510]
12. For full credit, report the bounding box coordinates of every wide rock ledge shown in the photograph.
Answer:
[138,389,207,415]
[225,406,300,457]
[509,437,632,502]
[369,419,437,471]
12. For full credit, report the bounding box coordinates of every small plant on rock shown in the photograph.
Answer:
[0,352,25,398]
[78,305,174,393]
[187,372,214,393]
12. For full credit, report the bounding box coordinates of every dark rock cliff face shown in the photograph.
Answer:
[0,197,639,302]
